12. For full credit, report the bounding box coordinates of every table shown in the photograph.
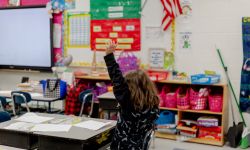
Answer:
[0,113,116,150]
[0,91,63,113]
[97,92,118,119]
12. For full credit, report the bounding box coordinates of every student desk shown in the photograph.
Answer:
[97,92,118,119]
[0,113,116,150]
[0,91,63,113]
[0,119,37,149]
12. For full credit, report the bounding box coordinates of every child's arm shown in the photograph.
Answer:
[104,41,131,108]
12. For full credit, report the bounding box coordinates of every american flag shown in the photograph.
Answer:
[161,0,183,31]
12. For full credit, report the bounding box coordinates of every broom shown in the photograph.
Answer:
[216,48,249,148]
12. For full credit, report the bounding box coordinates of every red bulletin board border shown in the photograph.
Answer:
[91,19,141,51]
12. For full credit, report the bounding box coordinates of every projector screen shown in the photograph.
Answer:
[0,6,53,71]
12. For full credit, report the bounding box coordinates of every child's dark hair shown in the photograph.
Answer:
[125,70,160,110]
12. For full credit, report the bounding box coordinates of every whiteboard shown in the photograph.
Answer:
[0,7,52,70]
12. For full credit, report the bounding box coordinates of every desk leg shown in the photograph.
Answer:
[48,102,51,113]
[108,111,111,120]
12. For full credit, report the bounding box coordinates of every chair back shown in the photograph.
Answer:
[79,89,93,103]
[142,129,155,150]
[0,96,7,108]
[11,91,31,104]
[78,89,94,117]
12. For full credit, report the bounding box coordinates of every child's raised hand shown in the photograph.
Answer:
[105,40,117,55]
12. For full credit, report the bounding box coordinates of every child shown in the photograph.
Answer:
[104,40,160,150]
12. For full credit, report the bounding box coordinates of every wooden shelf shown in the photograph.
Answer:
[157,80,226,87]
[75,75,110,80]
[160,107,223,115]
[155,132,223,146]
[75,76,227,87]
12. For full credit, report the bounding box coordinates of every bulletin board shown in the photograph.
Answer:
[90,0,141,20]
[91,19,140,51]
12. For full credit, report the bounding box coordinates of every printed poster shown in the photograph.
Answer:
[240,17,250,113]
[179,31,192,51]
[91,19,140,51]
[180,0,192,23]
[68,13,90,48]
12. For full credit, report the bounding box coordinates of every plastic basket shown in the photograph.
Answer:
[177,88,190,110]
[198,126,222,141]
[208,95,223,112]
[189,88,208,110]
[165,92,177,108]
[148,70,169,81]
[191,74,220,84]
[0,0,8,7]
[155,111,175,125]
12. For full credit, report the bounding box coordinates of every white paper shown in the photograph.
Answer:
[108,12,123,18]
[75,0,90,12]
[179,32,192,51]
[4,122,35,131]
[149,49,165,68]
[61,72,74,85]
[0,90,11,97]
[69,14,90,46]
[145,26,162,39]
[126,25,135,31]
[53,23,62,48]
[108,6,123,12]
[31,124,72,132]
[74,120,111,130]
[30,93,43,97]
[15,113,54,124]
[180,0,192,23]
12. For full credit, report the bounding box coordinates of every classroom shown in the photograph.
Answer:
[0,0,250,150]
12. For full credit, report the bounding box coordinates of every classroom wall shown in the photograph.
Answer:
[0,0,250,126]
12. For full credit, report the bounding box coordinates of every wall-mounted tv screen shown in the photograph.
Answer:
[0,6,53,71]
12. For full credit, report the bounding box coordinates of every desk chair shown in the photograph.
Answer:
[79,89,94,117]
[0,96,11,123]
[11,91,31,116]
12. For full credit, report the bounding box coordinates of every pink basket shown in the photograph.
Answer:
[0,0,8,7]
[159,86,168,107]
[165,92,177,108]
[177,88,190,109]
[208,95,223,112]
[190,88,208,110]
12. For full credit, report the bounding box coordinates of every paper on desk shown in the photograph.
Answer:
[30,93,43,97]
[74,120,112,130]
[0,91,11,97]
[31,124,72,132]
[15,113,54,124]
[4,122,35,131]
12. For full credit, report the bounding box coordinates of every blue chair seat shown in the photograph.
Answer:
[0,111,11,123]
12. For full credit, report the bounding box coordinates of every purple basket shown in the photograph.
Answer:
[117,52,139,74]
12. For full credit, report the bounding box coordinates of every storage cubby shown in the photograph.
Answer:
[155,81,228,146]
